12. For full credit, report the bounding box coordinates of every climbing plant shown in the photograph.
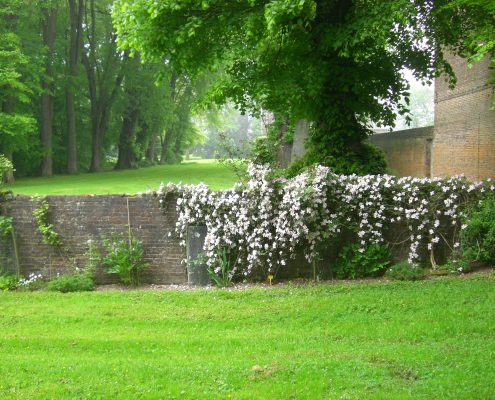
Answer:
[32,197,61,247]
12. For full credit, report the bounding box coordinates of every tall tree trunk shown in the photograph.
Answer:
[146,133,156,162]
[159,72,178,164]
[40,6,57,177]
[90,122,103,172]
[81,0,125,172]
[160,130,173,164]
[66,0,83,174]
[115,95,140,170]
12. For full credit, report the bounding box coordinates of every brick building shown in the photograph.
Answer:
[371,54,495,180]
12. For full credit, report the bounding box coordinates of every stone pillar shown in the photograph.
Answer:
[186,225,209,286]
[432,54,495,180]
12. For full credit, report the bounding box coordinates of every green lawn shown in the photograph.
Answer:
[0,275,494,399]
[5,160,238,195]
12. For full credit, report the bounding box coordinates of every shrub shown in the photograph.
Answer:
[0,272,20,291]
[333,243,390,279]
[102,234,148,286]
[434,258,472,275]
[17,273,46,291]
[250,136,278,166]
[459,195,495,268]
[386,262,426,281]
[0,154,13,183]
[158,163,494,279]
[207,248,235,287]
[48,274,94,293]
[0,216,12,237]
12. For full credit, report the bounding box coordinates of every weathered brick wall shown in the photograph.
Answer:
[432,54,495,180]
[0,236,13,271]
[0,194,448,283]
[369,127,434,177]
[0,195,186,284]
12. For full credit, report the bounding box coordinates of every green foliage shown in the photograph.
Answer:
[32,197,60,247]
[207,248,234,288]
[0,19,37,161]
[0,155,14,182]
[457,195,495,268]
[113,0,492,172]
[102,234,148,286]
[0,271,19,291]
[435,259,471,275]
[386,262,426,281]
[250,136,277,166]
[47,274,94,293]
[0,215,12,237]
[334,243,390,279]
[291,139,388,176]
[439,0,495,107]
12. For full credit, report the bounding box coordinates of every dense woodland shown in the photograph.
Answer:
[0,0,257,182]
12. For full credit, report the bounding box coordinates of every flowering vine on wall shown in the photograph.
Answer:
[155,163,493,278]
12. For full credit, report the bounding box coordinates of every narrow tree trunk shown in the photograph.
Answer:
[40,6,57,177]
[146,133,156,162]
[160,130,173,164]
[160,72,178,164]
[66,89,77,173]
[90,122,103,172]
[66,0,83,174]
[82,0,125,172]
[115,105,140,170]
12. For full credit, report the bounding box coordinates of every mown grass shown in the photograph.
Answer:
[0,275,494,399]
[5,160,238,195]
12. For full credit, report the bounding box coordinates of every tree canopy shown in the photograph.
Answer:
[113,0,495,174]
[0,0,211,181]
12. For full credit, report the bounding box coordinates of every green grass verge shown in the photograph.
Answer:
[0,275,494,399]
[5,160,238,195]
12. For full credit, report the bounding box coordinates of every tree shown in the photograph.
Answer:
[0,1,37,182]
[66,0,84,174]
[113,0,495,174]
[157,72,206,164]
[40,2,58,177]
[82,0,124,172]
[441,0,494,107]
[114,56,179,169]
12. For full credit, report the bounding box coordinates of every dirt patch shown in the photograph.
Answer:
[94,268,493,292]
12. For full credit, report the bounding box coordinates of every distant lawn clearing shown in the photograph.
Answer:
[6,160,238,195]
[0,275,494,399]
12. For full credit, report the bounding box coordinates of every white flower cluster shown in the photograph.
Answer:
[18,272,43,286]
[155,164,491,276]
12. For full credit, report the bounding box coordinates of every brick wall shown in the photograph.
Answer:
[369,127,434,177]
[0,194,448,283]
[432,55,495,180]
[0,195,186,284]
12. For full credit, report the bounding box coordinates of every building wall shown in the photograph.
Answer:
[0,195,186,284]
[432,55,495,180]
[369,127,434,177]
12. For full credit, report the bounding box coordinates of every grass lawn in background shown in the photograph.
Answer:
[0,274,494,399]
[5,160,238,195]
